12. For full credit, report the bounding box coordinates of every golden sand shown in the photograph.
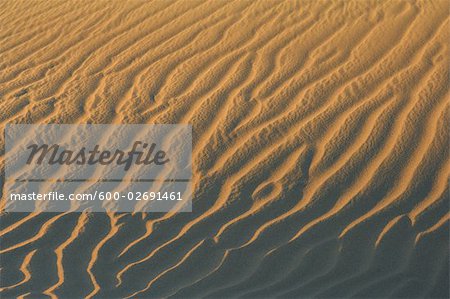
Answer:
[0,0,449,297]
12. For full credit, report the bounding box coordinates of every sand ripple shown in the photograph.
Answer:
[0,0,449,298]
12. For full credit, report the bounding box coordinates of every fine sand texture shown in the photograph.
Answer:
[0,0,449,298]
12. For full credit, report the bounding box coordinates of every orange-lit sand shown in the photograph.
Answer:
[0,0,449,298]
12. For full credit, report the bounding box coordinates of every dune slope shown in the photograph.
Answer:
[0,0,449,298]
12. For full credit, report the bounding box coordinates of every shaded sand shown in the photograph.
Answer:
[0,0,449,298]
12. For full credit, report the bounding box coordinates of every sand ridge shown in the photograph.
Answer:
[0,0,449,298]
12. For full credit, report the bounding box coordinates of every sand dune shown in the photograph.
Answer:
[0,0,449,298]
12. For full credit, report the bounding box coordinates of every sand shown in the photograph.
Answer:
[0,0,449,298]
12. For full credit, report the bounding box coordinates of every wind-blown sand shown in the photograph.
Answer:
[0,0,449,298]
